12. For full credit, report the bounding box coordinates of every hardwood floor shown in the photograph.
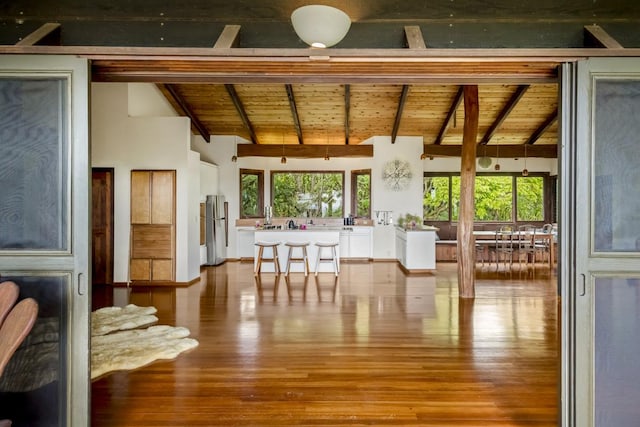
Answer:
[91,261,558,426]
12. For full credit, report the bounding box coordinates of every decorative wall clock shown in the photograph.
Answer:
[382,159,412,191]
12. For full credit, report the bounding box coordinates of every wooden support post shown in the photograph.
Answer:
[458,85,479,299]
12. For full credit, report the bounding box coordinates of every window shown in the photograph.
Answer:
[240,169,264,218]
[423,176,451,221]
[516,176,544,221]
[351,169,371,219]
[271,171,344,218]
[423,173,547,223]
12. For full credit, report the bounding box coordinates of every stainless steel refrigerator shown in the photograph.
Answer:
[204,195,227,265]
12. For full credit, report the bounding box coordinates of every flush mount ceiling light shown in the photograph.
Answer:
[291,5,351,48]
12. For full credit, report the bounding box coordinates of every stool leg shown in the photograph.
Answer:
[314,246,322,276]
[332,246,339,276]
[255,246,264,275]
[273,247,280,275]
[303,247,309,276]
[285,246,292,276]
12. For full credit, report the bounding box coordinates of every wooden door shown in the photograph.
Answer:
[92,168,114,286]
[130,170,176,282]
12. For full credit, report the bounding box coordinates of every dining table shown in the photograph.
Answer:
[472,229,557,270]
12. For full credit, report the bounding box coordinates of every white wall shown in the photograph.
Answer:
[91,82,201,284]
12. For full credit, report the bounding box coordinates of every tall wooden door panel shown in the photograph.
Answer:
[92,168,114,286]
[130,170,175,282]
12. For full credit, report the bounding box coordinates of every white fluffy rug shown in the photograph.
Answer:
[91,304,198,380]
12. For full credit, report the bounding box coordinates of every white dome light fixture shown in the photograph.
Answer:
[291,5,351,48]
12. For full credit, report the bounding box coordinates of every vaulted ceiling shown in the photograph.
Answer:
[2,0,639,157]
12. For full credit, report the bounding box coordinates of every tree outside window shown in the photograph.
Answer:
[272,171,344,218]
[240,169,263,218]
[351,169,371,218]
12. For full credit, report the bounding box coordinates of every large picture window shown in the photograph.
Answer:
[424,173,547,223]
[271,171,344,218]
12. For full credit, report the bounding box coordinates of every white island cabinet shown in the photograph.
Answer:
[339,226,373,259]
[254,229,340,273]
[395,227,437,273]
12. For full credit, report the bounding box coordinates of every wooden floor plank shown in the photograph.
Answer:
[91,261,558,426]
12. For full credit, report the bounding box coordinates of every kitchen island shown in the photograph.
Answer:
[254,229,341,273]
[395,226,438,273]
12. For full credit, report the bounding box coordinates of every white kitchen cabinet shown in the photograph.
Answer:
[340,227,372,259]
[237,228,256,259]
[395,227,437,272]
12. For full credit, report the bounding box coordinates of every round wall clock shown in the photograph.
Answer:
[382,159,412,191]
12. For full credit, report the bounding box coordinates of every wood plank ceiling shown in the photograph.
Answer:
[7,0,637,157]
[158,82,559,154]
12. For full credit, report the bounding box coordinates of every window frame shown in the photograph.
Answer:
[239,168,264,219]
[423,171,550,224]
[270,169,345,218]
[351,168,371,219]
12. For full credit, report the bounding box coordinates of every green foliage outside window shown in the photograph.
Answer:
[516,176,544,221]
[423,176,450,221]
[272,172,343,218]
[423,174,545,223]
[355,173,371,218]
[241,174,259,216]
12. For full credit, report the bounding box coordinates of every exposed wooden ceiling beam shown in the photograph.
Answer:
[162,84,211,143]
[391,85,410,144]
[237,144,372,159]
[479,84,529,145]
[16,23,61,46]
[213,25,241,49]
[434,86,464,145]
[344,84,351,145]
[285,84,304,144]
[423,143,557,158]
[584,24,624,49]
[225,83,258,144]
[525,109,558,145]
[404,26,427,49]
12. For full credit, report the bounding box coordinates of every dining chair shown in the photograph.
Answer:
[489,225,515,270]
[517,224,537,267]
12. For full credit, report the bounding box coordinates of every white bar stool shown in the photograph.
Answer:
[314,242,340,276]
[254,241,281,275]
[284,242,310,276]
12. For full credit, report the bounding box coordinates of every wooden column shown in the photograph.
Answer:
[458,86,479,298]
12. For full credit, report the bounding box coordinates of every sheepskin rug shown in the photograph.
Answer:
[91,304,198,380]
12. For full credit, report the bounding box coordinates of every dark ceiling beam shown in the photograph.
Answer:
[16,23,61,46]
[162,84,211,143]
[525,109,558,145]
[391,85,410,144]
[434,86,464,145]
[404,26,427,49]
[423,143,557,159]
[584,24,624,49]
[344,84,351,145]
[478,85,529,145]
[285,84,304,144]
[237,144,372,159]
[225,84,258,144]
[213,25,241,49]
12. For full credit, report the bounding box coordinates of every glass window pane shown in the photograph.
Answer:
[517,176,544,221]
[0,79,68,251]
[272,172,343,218]
[594,80,640,252]
[241,173,259,217]
[595,276,640,426]
[354,172,370,218]
[423,176,450,221]
[0,273,68,425]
